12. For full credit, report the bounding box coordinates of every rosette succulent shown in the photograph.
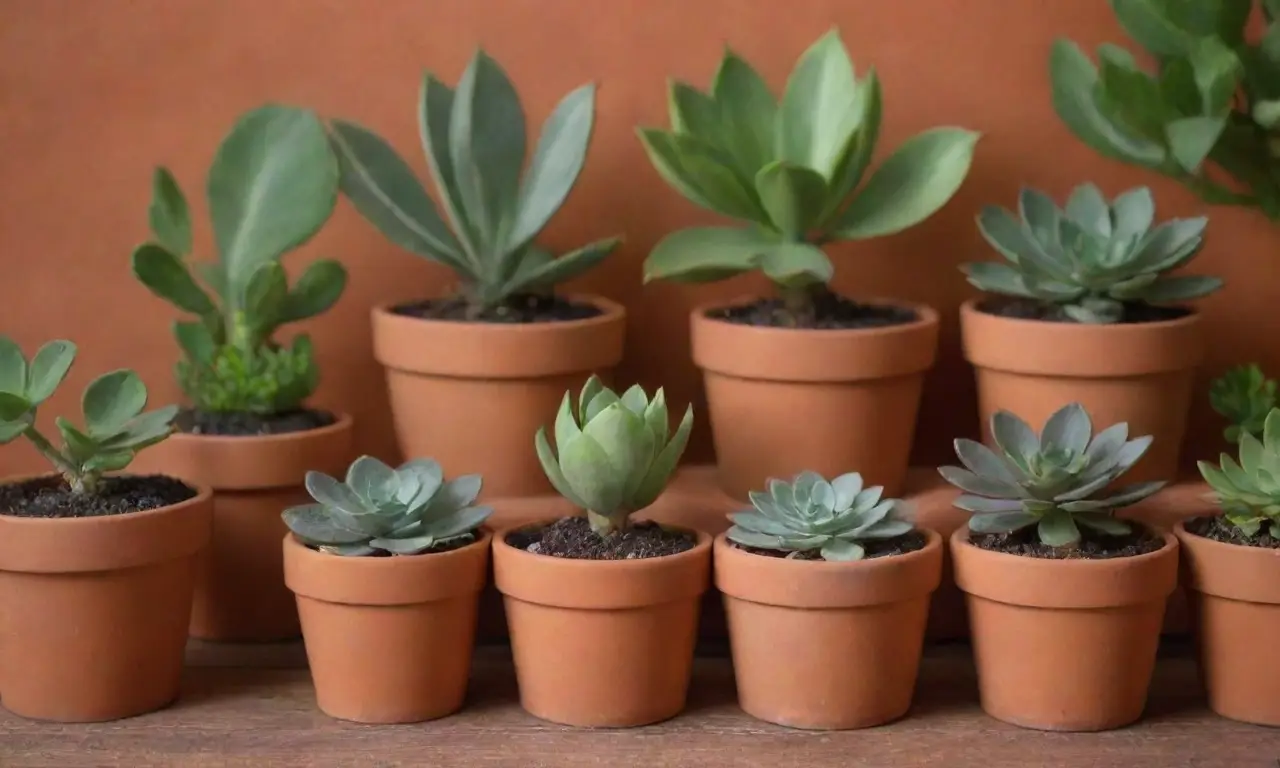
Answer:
[282,455,492,556]
[726,471,915,561]
[1210,363,1276,443]
[938,403,1166,548]
[1199,407,1280,537]
[964,183,1222,323]
[535,376,693,536]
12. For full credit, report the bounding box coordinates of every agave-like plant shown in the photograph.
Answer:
[328,49,621,318]
[938,403,1166,548]
[1210,363,1276,444]
[726,471,914,561]
[963,183,1222,323]
[1199,407,1280,538]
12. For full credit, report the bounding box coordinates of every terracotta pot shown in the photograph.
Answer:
[1174,518,1280,726]
[372,295,626,498]
[959,299,1203,485]
[715,529,943,729]
[0,475,213,722]
[492,519,712,727]
[283,529,491,724]
[133,413,354,641]
[951,525,1179,731]
[691,297,939,502]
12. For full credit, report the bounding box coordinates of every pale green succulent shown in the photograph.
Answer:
[1209,363,1276,444]
[283,455,492,556]
[938,403,1166,548]
[727,471,915,561]
[1198,407,1280,538]
[535,376,693,536]
[964,183,1222,324]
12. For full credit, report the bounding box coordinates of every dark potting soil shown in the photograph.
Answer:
[732,529,928,560]
[391,293,601,324]
[970,525,1166,560]
[306,532,478,557]
[0,474,197,519]
[1184,515,1280,550]
[707,289,919,330]
[506,516,697,560]
[977,296,1189,324]
[175,407,336,437]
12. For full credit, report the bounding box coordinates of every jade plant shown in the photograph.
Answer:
[726,470,914,561]
[938,403,1166,548]
[328,49,621,319]
[963,183,1223,323]
[0,337,176,495]
[131,104,345,416]
[535,376,693,536]
[1050,0,1280,219]
[1198,407,1280,538]
[637,28,980,325]
[283,455,492,556]
[1210,363,1276,443]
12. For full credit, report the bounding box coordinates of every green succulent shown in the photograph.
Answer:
[938,403,1166,548]
[637,28,980,324]
[1050,0,1280,220]
[726,471,915,561]
[132,104,346,416]
[328,49,621,318]
[0,336,177,495]
[283,455,492,556]
[1210,363,1276,444]
[1199,407,1280,537]
[964,183,1222,324]
[535,376,693,536]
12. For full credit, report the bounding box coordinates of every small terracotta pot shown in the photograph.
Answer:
[133,413,354,641]
[715,529,943,729]
[691,297,939,501]
[960,299,1203,485]
[372,295,626,498]
[951,525,1179,731]
[283,529,491,724]
[493,519,712,727]
[0,476,213,722]
[1174,518,1280,726]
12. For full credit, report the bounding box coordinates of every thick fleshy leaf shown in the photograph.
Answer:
[149,167,192,256]
[632,404,694,510]
[954,438,1025,486]
[975,205,1071,280]
[174,321,216,366]
[430,504,493,539]
[346,455,398,507]
[856,518,915,539]
[754,161,828,237]
[418,74,482,261]
[830,472,864,510]
[1064,183,1111,235]
[280,259,347,323]
[0,337,26,396]
[642,390,670,445]
[283,504,369,545]
[953,495,1028,514]
[642,226,773,284]
[819,70,881,225]
[305,470,374,525]
[968,510,1040,533]
[820,539,865,561]
[729,510,796,536]
[371,534,439,555]
[1137,275,1224,302]
[131,243,217,316]
[502,236,621,294]
[637,128,764,222]
[25,340,76,405]
[960,262,1035,297]
[777,29,858,177]
[83,449,135,473]
[536,427,587,508]
[990,411,1040,470]
[1074,512,1132,536]
[1041,403,1092,455]
[1038,511,1081,547]
[82,370,147,438]
[1110,187,1155,241]
[668,82,722,144]
[581,402,654,499]
[103,406,178,450]
[711,52,777,176]
[0,419,27,443]
[559,431,626,514]
[56,417,98,463]
[937,465,1023,498]
[432,474,484,512]
[756,241,834,287]
[242,262,288,332]
[1166,116,1227,173]
[726,526,786,550]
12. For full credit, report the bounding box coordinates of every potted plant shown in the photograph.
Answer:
[0,336,212,722]
[940,402,1177,731]
[129,104,354,642]
[715,470,942,729]
[328,48,625,500]
[1178,407,1280,726]
[959,182,1222,484]
[1209,363,1275,444]
[281,454,492,724]
[492,376,709,727]
[637,28,979,501]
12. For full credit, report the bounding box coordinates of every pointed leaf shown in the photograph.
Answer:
[559,432,626,514]
[174,321,216,366]
[131,243,216,316]
[83,450,135,473]
[1075,512,1132,536]
[938,465,1023,498]
[754,161,828,237]
[25,340,76,405]
[1110,187,1155,242]
[1064,183,1110,235]
[1166,116,1227,173]
[637,128,765,222]
[968,510,1040,532]
[1041,403,1092,455]
[503,237,621,294]
[82,370,147,438]
[642,226,772,284]
[960,262,1035,298]
[283,504,370,546]
[954,438,1026,486]
[778,29,858,177]
[819,70,882,225]
[1136,274,1224,302]
[280,259,347,323]
[149,167,192,257]
[0,337,26,396]
[418,74,481,263]
[990,411,1040,468]
[536,427,587,508]
[711,51,777,176]
[668,82,722,144]
[242,262,288,333]
[633,405,694,510]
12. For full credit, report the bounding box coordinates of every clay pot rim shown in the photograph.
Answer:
[959,297,1200,333]
[1171,515,1272,556]
[160,410,354,447]
[493,516,713,570]
[713,526,941,571]
[0,471,213,528]
[371,293,626,333]
[691,295,939,339]
[949,523,1177,569]
[283,526,493,572]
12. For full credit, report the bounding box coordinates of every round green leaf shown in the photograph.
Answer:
[0,336,27,396]
[25,340,76,405]
[642,226,771,284]
[82,370,147,438]
[149,167,192,257]
[280,259,348,323]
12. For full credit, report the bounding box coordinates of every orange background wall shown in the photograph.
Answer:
[1,0,1275,477]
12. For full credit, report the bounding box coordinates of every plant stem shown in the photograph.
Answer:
[22,426,85,492]
[777,283,816,327]
[587,509,629,537]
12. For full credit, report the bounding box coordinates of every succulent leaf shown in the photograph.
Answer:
[25,340,76,405]
[149,167,193,257]
[82,370,147,439]
[0,336,28,396]
[710,52,778,177]
[280,260,348,324]
[1210,363,1277,443]
[1199,407,1280,538]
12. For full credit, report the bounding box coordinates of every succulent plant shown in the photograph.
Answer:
[132,104,345,416]
[1199,407,1280,537]
[938,403,1166,548]
[0,336,177,495]
[1210,363,1276,444]
[726,470,915,561]
[535,376,693,536]
[1050,0,1280,221]
[328,49,621,318]
[963,183,1222,323]
[637,28,980,324]
[283,455,492,556]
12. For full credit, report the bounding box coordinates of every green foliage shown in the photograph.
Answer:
[938,403,1166,548]
[132,105,345,415]
[964,183,1222,323]
[283,455,492,556]
[535,376,693,536]
[0,336,176,495]
[726,470,914,561]
[328,49,621,317]
[1199,408,1280,537]
[1210,363,1277,443]
[1050,0,1280,219]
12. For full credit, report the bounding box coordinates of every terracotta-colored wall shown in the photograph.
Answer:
[1,0,1275,478]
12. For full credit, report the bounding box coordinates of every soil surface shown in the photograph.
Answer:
[175,408,335,437]
[0,474,197,519]
[506,516,697,560]
[970,525,1165,560]
[709,289,918,330]
[977,296,1189,324]
[1184,515,1280,549]
[307,532,478,557]
[391,293,601,324]
[733,530,928,560]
